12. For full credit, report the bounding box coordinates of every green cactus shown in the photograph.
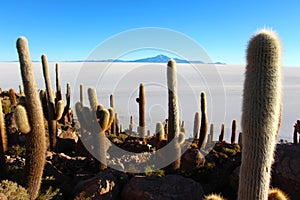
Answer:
[88,87,98,111]
[193,112,200,142]
[199,92,208,149]
[0,98,7,179]
[166,59,181,172]
[238,30,282,200]
[219,123,225,142]
[55,100,65,120]
[14,105,31,134]
[17,37,46,200]
[136,83,146,139]
[231,119,237,144]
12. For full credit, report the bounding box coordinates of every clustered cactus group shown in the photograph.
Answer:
[0,29,292,199]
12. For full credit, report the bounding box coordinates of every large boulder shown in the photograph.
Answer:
[73,168,128,200]
[122,175,204,200]
[271,143,300,199]
[181,148,206,173]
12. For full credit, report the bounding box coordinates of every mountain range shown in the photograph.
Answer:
[82,54,225,64]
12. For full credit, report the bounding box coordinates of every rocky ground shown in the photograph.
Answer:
[3,139,300,200]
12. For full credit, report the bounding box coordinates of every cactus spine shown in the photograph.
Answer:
[136,83,146,139]
[17,37,46,200]
[219,123,225,142]
[231,119,237,144]
[166,59,181,172]
[193,112,200,142]
[238,30,282,200]
[41,54,57,151]
[199,92,208,149]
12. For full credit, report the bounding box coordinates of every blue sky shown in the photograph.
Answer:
[0,1,300,66]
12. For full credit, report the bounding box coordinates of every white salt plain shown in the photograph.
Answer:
[0,62,299,142]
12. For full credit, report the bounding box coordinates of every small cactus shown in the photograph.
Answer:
[231,119,237,144]
[9,88,17,107]
[238,30,282,200]
[219,123,225,142]
[80,84,84,105]
[268,188,289,200]
[88,87,98,111]
[209,123,214,142]
[55,63,62,102]
[55,100,65,120]
[199,91,208,149]
[14,105,31,134]
[107,107,114,131]
[180,121,186,135]
[203,193,225,200]
[293,123,298,144]
[156,122,165,141]
[238,132,242,150]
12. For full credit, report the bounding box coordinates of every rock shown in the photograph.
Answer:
[271,143,300,200]
[73,168,128,200]
[122,175,204,200]
[181,148,206,172]
[56,128,79,154]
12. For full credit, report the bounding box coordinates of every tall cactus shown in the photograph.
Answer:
[17,37,46,200]
[238,30,282,200]
[166,59,181,172]
[41,54,57,150]
[136,83,146,139]
[0,98,7,179]
[231,119,237,144]
[199,92,208,149]
[193,112,200,142]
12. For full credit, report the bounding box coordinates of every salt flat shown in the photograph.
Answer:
[0,62,299,142]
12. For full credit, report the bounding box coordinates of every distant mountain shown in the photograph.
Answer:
[66,54,224,64]
[127,54,204,64]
